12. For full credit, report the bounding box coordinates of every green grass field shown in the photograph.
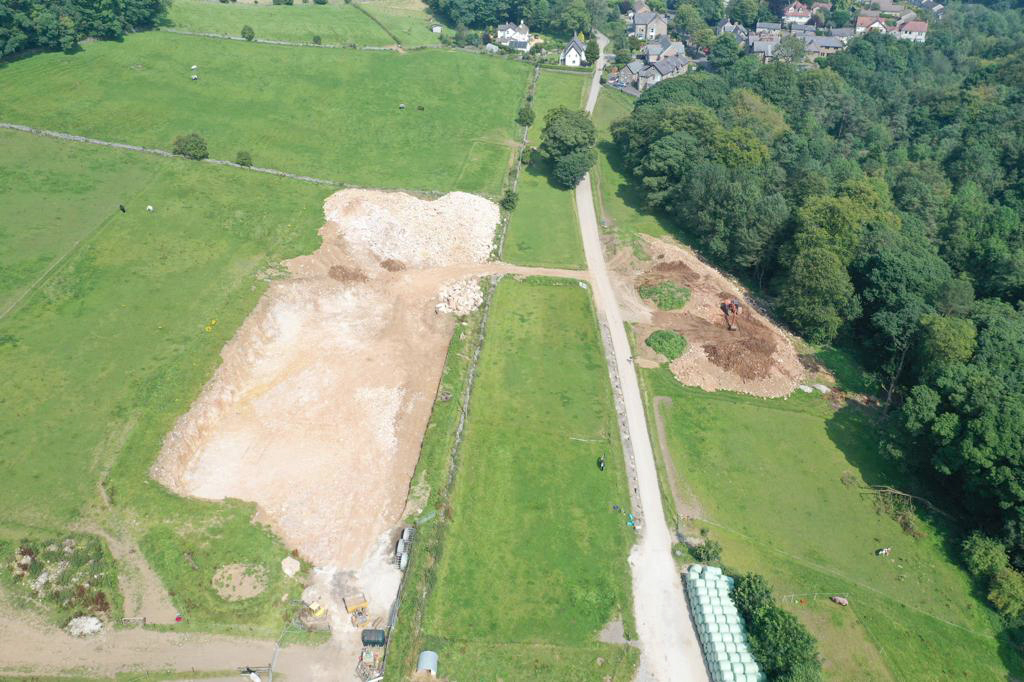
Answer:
[502,157,585,269]
[166,0,395,45]
[0,32,528,195]
[358,0,444,47]
[503,71,589,269]
[411,277,638,679]
[591,90,671,247]
[642,367,1024,680]
[0,129,324,631]
[527,70,589,146]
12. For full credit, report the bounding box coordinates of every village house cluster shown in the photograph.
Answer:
[731,1,932,62]
[607,2,692,92]
[608,0,936,91]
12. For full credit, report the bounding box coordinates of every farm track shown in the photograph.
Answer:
[577,34,707,681]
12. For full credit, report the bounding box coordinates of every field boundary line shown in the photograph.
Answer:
[380,275,498,679]
[350,3,402,46]
[0,123,340,187]
[159,27,398,51]
[494,64,540,261]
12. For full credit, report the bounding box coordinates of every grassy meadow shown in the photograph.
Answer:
[641,367,1024,679]
[0,32,529,195]
[503,71,589,269]
[0,130,323,630]
[527,70,589,146]
[166,0,396,46]
[403,277,638,679]
[358,0,445,47]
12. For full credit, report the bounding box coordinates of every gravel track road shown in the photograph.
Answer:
[578,33,708,682]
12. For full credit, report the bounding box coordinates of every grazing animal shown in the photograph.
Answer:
[118,204,126,213]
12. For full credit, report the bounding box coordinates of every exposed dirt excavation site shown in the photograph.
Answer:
[152,189,502,637]
[626,235,803,398]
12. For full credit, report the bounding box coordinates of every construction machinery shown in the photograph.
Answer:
[721,297,743,331]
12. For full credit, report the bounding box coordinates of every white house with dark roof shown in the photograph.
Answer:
[560,37,587,66]
[496,21,530,50]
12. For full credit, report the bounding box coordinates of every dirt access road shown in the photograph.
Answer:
[579,34,708,682]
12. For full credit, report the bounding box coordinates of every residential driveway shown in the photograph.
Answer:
[577,33,709,682]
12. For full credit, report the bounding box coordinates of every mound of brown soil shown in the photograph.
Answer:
[328,264,368,283]
[632,236,802,397]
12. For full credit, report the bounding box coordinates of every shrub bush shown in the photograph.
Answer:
[989,568,1024,619]
[312,34,321,45]
[516,105,535,127]
[172,133,209,160]
[241,25,255,41]
[236,151,253,167]
[690,539,721,563]
[500,189,518,211]
[638,281,690,310]
[646,329,686,360]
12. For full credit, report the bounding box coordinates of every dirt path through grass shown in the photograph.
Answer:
[0,610,341,679]
[652,397,701,521]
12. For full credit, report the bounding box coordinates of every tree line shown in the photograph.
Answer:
[0,0,169,55]
[611,3,1024,600]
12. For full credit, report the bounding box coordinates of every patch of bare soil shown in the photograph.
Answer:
[92,529,178,625]
[212,564,267,602]
[630,236,802,397]
[151,189,500,637]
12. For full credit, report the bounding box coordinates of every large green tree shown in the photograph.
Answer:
[540,106,596,188]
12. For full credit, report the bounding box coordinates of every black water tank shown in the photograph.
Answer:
[361,628,387,647]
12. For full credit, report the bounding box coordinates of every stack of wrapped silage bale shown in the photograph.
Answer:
[685,564,766,682]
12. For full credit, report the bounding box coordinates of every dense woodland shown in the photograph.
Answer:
[0,0,169,55]
[612,2,1024,605]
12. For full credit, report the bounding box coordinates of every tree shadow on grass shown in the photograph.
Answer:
[523,154,563,191]
[997,626,1024,678]
[596,139,679,237]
